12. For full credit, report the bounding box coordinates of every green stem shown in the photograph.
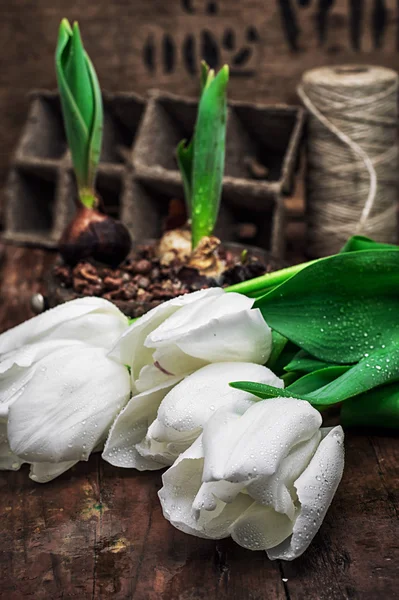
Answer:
[225,259,319,296]
[79,187,97,209]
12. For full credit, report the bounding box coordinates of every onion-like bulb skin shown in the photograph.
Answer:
[59,205,132,267]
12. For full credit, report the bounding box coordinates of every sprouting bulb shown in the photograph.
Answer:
[59,202,131,267]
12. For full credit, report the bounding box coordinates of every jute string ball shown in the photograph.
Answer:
[298,65,399,257]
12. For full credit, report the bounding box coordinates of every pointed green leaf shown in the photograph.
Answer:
[55,19,102,195]
[177,139,194,216]
[191,65,229,248]
[340,235,398,254]
[200,61,211,91]
[232,341,399,408]
[255,249,399,364]
[287,366,350,396]
[341,381,399,429]
[267,337,299,376]
[307,340,399,406]
[85,51,103,191]
[284,349,336,373]
[56,19,89,187]
[230,381,302,401]
[265,331,289,371]
[64,22,93,130]
[176,62,211,217]
[281,372,301,387]
[203,68,215,89]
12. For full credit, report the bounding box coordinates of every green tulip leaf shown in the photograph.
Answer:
[55,19,103,201]
[266,331,289,371]
[226,236,397,299]
[177,138,194,216]
[267,338,299,376]
[64,22,93,130]
[232,340,399,408]
[284,349,336,373]
[341,381,399,429]
[176,61,221,223]
[281,372,301,387]
[340,235,399,254]
[191,65,229,248]
[85,52,103,191]
[306,340,399,405]
[56,19,89,188]
[287,365,350,396]
[255,249,399,364]
[230,381,302,401]
[200,60,211,91]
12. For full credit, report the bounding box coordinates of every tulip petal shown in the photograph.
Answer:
[0,339,80,374]
[193,480,246,513]
[159,438,254,540]
[198,493,254,539]
[30,460,79,483]
[8,345,131,463]
[152,345,207,379]
[0,297,128,355]
[0,421,24,470]
[102,377,182,470]
[247,432,321,520]
[266,426,345,561]
[0,364,35,419]
[49,310,128,348]
[135,363,182,394]
[134,436,174,466]
[148,363,283,456]
[176,308,271,364]
[230,502,294,551]
[202,398,322,484]
[0,340,84,417]
[135,346,205,393]
[159,438,210,538]
[109,289,220,381]
[146,291,250,347]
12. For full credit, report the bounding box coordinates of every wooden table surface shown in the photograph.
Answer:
[0,244,398,600]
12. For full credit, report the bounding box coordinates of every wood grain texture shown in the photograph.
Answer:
[0,244,398,599]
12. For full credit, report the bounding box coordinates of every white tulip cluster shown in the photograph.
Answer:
[0,289,344,560]
[0,298,131,482]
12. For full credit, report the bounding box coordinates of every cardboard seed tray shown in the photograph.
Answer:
[3,89,305,258]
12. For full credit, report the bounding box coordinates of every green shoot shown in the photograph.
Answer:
[177,62,229,249]
[55,19,103,208]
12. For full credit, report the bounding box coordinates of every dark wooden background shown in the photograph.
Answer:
[1,1,399,598]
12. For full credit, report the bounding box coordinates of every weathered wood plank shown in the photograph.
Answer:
[1,434,398,600]
[0,246,398,599]
[0,460,99,600]
[281,432,399,600]
[0,244,56,333]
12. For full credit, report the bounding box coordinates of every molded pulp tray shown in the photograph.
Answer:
[3,89,305,259]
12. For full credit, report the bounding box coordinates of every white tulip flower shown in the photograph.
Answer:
[0,297,131,481]
[103,362,283,469]
[159,397,344,561]
[0,297,129,355]
[4,343,131,482]
[109,288,272,394]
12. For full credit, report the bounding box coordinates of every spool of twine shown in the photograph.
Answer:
[298,65,399,257]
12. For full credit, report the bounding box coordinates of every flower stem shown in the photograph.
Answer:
[225,259,319,297]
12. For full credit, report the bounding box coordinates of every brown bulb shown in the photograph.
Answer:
[59,205,132,267]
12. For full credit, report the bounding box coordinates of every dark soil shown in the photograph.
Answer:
[49,242,282,318]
